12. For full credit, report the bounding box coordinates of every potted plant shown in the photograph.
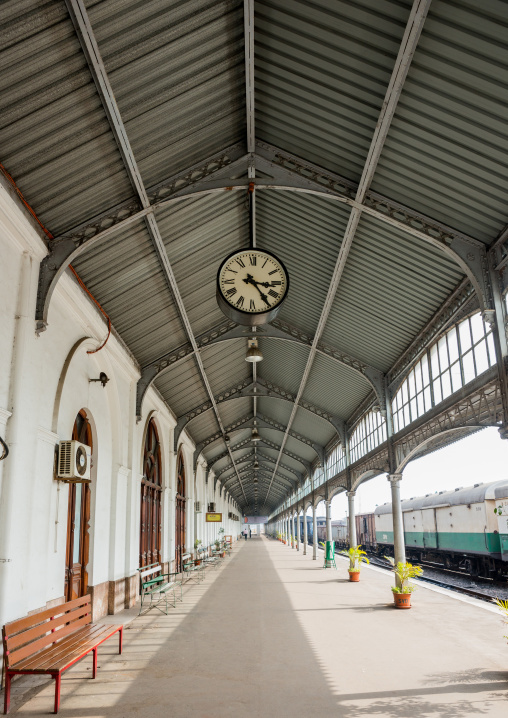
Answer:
[493,598,508,643]
[194,539,202,565]
[338,545,369,581]
[390,560,424,608]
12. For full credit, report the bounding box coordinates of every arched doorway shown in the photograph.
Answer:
[175,452,186,572]
[139,419,163,568]
[64,410,92,601]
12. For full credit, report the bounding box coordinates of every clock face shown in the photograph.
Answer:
[217,249,288,315]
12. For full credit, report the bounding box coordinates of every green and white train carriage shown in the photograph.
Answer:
[374,480,508,579]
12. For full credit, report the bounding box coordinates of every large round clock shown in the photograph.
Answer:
[216,248,289,326]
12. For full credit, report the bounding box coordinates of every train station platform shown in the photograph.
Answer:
[7,537,508,717]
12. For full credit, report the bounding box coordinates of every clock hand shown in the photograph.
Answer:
[243,274,278,289]
[243,275,271,307]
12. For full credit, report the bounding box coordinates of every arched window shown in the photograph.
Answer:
[139,419,162,568]
[392,311,496,433]
[350,411,387,463]
[65,410,92,601]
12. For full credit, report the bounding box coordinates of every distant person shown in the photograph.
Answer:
[243,527,248,541]
[249,528,252,538]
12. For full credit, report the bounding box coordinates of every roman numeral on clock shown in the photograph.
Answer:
[249,255,257,266]
[268,289,279,299]
[235,257,246,268]
[223,279,234,284]
[225,287,237,298]
[250,300,256,311]
[236,296,245,308]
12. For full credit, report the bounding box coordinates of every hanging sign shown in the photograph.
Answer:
[206,512,222,522]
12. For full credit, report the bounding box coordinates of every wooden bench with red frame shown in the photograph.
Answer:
[2,595,122,714]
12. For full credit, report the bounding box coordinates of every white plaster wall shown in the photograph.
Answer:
[0,183,241,628]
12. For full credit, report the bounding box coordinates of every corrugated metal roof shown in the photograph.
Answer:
[256,191,349,334]
[0,0,132,234]
[303,353,372,420]
[271,432,316,464]
[255,0,412,178]
[88,0,246,187]
[321,213,465,372]
[2,0,505,515]
[72,219,187,365]
[291,411,336,447]
[154,354,210,419]
[200,339,250,395]
[371,0,508,244]
[157,192,249,336]
[258,337,310,394]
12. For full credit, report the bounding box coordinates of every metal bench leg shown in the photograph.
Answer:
[4,671,11,714]
[92,648,98,679]
[53,673,61,714]
[119,626,123,654]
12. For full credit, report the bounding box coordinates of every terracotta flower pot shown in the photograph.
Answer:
[394,593,411,609]
[195,559,202,566]
[348,570,360,582]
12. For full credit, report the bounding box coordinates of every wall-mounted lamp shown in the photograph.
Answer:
[89,372,109,388]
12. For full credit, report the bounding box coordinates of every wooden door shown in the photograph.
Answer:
[175,453,186,572]
[64,410,92,601]
[139,419,162,567]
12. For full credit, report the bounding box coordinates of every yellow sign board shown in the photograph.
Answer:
[206,512,222,522]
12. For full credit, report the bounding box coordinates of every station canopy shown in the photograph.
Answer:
[1,0,507,514]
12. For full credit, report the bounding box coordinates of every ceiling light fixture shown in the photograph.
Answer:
[251,428,260,443]
[245,338,263,363]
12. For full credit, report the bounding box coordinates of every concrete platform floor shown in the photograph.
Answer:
[5,536,508,717]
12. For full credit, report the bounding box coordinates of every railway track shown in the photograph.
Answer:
[367,555,508,603]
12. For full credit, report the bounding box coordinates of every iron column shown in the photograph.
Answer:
[325,500,332,543]
[388,473,406,573]
[347,491,357,547]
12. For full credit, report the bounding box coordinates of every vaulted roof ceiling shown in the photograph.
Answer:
[2,0,507,514]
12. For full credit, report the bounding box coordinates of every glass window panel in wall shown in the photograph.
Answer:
[447,328,459,364]
[474,339,489,375]
[470,313,485,345]
[438,336,449,370]
[459,318,472,352]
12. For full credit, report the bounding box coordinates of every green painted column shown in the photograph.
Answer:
[312,505,317,560]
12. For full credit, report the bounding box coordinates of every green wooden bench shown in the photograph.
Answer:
[138,564,182,615]
[181,553,204,583]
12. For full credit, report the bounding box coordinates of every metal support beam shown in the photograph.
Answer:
[262,0,433,512]
[173,379,343,450]
[62,0,248,504]
[136,318,384,419]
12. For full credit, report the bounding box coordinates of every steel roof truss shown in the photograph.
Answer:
[261,0,432,511]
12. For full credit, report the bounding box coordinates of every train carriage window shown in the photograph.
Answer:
[392,311,495,433]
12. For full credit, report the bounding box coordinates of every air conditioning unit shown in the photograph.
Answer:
[195,501,202,513]
[57,441,91,482]
[208,502,216,512]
